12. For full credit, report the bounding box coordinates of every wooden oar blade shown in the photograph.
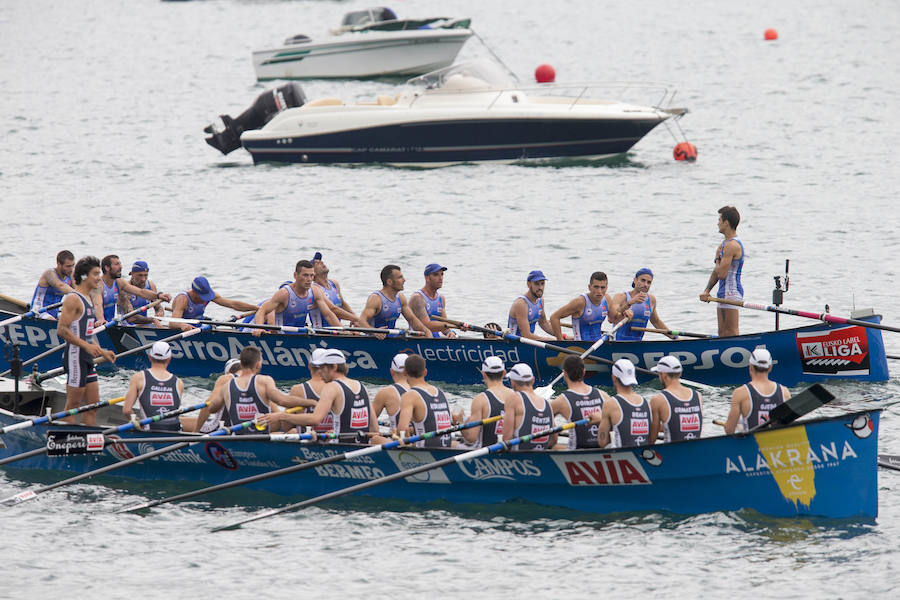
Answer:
[750,383,834,431]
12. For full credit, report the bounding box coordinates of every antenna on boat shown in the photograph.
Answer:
[471,30,520,83]
[772,259,789,330]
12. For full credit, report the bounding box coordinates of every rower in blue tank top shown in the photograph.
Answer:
[611,268,673,341]
[169,276,258,332]
[250,259,340,336]
[508,270,554,341]
[550,272,612,341]
[359,264,428,334]
[700,206,745,337]
[99,255,168,324]
[31,250,75,319]
[409,263,454,337]
[277,285,314,327]
[310,252,359,324]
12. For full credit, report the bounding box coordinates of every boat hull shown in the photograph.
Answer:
[0,409,880,519]
[0,311,889,387]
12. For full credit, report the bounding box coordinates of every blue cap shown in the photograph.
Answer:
[424,263,447,276]
[527,270,547,282]
[633,267,654,286]
[191,276,215,302]
[312,252,323,261]
[129,260,149,275]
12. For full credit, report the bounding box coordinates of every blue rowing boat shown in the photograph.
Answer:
[0,406,880,519]
[0,310,889,387]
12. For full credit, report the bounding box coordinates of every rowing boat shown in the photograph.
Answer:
[0,384,880,519]
[0,309,889,387]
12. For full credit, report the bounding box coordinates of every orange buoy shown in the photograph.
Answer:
[673,142,698,162]
[764,28,778,40]
[535,64,556,83]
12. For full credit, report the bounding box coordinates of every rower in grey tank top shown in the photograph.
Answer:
[611,394,651,447]
[135,369,182,432]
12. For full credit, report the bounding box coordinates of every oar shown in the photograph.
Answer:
[0,300,163,378]
[322,325,427,336]
[709,297,900,335]
[0,396,125,435]
[0,301,64,328]
[87,431,364,445]
[632,326,715,339]
[534,320,628,399]
[34,324,211,383]
[878,454,900,472]
[211,417,586,532]
[0,293,29,311]
[887,355,900,360]
[117,415,501,513]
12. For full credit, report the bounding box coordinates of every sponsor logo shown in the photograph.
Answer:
[150,391,174,407]
[457,457,542,481]
[847,414,875,439]
[436,411,452,430]
[531,424,550,444]
[105,435,135,461]
[552,452,652,486]
[314,414,334,433]
[350,407,369,429]
[495,417,503,435]
[86,433,105,452]
[679,413,700,432]
[85,318,95,336]
[640,448,663,467]
[205,442,238,470]
[796,326,870,376]
[236,403,258,421]
[386,450,451,484]
[313,463,386,480]
[630,418,649,437]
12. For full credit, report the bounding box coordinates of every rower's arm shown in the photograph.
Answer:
[399,295,428,335]
[595,400,616,447]
[460,395,486,444]
[312,287,341,327]
[254,291,287,325]
[261,387,334,428]
[122,372,143,418]
[648,394,664,444]
[262,376,315,409]
[510,299,554,342]
[357,294,382,329]
[549,297,582,340]
[119,278,167,302]
[502,395,522,442]
[331,281,357,321]
[395,391,418,437]
[214,295,259,313]
[408,293,445,335]
[193,377,227,432]
[46,269,74,294]
[724,387,748,434]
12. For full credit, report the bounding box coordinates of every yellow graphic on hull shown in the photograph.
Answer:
[754,426,816,508]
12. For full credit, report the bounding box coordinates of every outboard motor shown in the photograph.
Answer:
[204,82,307,155]
[283,33,311,45]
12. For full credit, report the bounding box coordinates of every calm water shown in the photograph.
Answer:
[2,0,900,597]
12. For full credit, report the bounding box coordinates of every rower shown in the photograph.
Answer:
[371,353,409,431]
[609,268,672,341]
[699,205,744,337]
[396,354,458,448]
[194,346,309,434]
[648,356,703,443]
[259,348,379,442]
[286,348,331,434]
[251,259,340,336]
[549,271,612,340]
[100,255,170,325]
[188,357,243,433]
[459,356,515,448]
[507,270,555,341]
[56,256,117,425]
[357,264,428,335]
[591,358,652,448]
[119,260,165,326]
[122,341,184,431]
[408,263,455,338]
[502,363,556,450]
[550,356,609,449]
[170,276,258,331]
[310,251,359,325]
[724,348,791,434]
[31,250,75,319]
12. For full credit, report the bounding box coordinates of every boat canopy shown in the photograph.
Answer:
[406,60,517,92]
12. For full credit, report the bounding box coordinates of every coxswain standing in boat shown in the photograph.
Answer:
[286,348,333,434]
[259,348,382,442]
[395,354,459,448]
[310,252,359,325]
[508,270,555,341]
[409,263,456,338]
[503,363,557,450]
[56,256,117,425]
[358,264,428,336]
[99,255,170,325]
[550,356,609,449]
[648,356,703,443]
[118,260,165,326]
[194,346,311,434]
[458,356,516,449]
[186,357,241,433]
[251,259,341,336]
[699,205,744,336]
[122,341,185,432]
[724,349,791,434]
[549,271,613,340]
[170,276,258,331]
[371,353,410,431]
[609,268,673,341]
[590,358,652,448]
[31,250,75,319]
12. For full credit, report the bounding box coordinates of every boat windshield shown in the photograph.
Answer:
[406,61,516,91]
[341,7,397,27]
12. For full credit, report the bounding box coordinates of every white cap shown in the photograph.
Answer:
[319,348,347,365]
[651,355,682,374]
[148,341,172,361]
[749,348,773,369]
[612,358,638,386]
[391,353,408,372]
[310,348,328,366]
[224,358,241,374]
[507,363,534,382]
[481,355,505,373]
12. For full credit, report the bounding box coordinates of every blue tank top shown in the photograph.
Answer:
[127,281,152,311]
[370,291,401,328]
[175,291,208,319]
[309,280,342,327]
[101,278,119,321]
[615,291,651,341]
[277,285,313,327]
[572,294,609,341]
[31,273,72,318]
[716,237,745,299]
[414,289,445,338]
[507,295,543,335]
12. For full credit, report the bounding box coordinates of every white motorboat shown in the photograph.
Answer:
[209,61,687,166]
[252,7,473,80]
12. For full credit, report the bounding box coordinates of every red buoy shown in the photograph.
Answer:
[673,142,698,162]
[535,64,556,83]
[764,28,778,41]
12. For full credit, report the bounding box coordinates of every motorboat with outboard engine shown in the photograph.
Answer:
[252,6,472,80]
[207,60,688,166]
